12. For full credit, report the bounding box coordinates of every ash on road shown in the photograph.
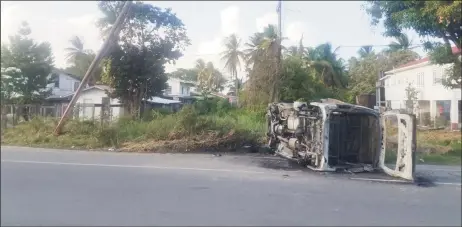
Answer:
[1,146,461,226]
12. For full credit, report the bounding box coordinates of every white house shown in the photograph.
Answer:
[72,85,181,121]
[46,68,85,100]
[380,46,461,130]
[162,78,198,104]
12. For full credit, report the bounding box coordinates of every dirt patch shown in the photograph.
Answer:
[119,130,264,153]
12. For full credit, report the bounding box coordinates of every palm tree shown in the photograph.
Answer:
[64,36,101,85]
[64,36,93,65]
[303,43,346,88]
[284,35,307,58]
[358,45,374,58]
[260,25,281,57]
[220,34,245,102]
[195,59,226,96]
[388,33,412,52]
[244,32,265,68]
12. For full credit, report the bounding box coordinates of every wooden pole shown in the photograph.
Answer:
[273,0,282,102]
[53,1,132,135]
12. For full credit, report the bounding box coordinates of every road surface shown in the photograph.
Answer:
[1,146,461,226]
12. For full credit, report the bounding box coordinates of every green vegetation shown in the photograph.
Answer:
[1,22,54,105]
[385,125,461,165]
[365,0,461,89]
[1,99,266,152]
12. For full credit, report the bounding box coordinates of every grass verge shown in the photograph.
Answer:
[385,129,461,166]
[1,105,267,152]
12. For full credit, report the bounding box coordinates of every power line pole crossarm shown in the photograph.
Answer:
[53,1,133,136]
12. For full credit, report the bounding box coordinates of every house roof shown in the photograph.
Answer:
[45,90,75,100]
[83,84,113,92]
[79,85,181,104]
[146,97,181,104]
[392,46,461,71]
[52,68,82,81]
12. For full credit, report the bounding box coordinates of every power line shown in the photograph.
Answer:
[178,44,425,58]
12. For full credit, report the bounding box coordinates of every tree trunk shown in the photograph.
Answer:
[234,72,240,107]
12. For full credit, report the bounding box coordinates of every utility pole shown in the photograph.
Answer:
[53,1,133,135]
[274,0,282,102]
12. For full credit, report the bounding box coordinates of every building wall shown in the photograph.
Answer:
[46,72,83,96]
[383,62,461,128]
[75,89,122,121]
[383,63,461,101]
[165,78,193,96]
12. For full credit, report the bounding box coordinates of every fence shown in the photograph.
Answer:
[1,103,120,130]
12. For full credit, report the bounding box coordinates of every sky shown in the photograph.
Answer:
[1,0,428,81]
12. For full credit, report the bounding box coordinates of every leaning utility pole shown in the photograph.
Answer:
[53,1,133,135]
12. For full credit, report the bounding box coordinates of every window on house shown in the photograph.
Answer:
[417,72,424,87]
[73,81,80,91]
[52,73,59,88]
[164,85,172,94]
[433,69,442,84]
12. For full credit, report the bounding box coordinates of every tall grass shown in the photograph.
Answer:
[1,98,267,152]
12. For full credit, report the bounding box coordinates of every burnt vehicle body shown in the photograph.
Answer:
[266,100,416,180]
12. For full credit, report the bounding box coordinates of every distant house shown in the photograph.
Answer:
[71,85,181,121]
[162,78,197,104]
[31,69,85,117]
[380,46,461,130]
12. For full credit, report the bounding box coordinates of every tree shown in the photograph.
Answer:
[388,33,412,52]
[241,28,279,106]
[64,36,102,85]
[168,68,199,82]
[0,21,54,105]
[404,83,419,114]
[358,45,374,58]
[98,1,190,117]
[0,67,22,104]
[260,25,283,102]
[243,32,265,69]
[347,50,420,102]
[221,34,245,100]
[279,56,333,102]
[195,59,226,97]
[304,43,347,88]
[284,35,307,58]
[364,0,461,88]
[248,25,283,102]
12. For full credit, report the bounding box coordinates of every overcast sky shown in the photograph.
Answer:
[1,1,428,81]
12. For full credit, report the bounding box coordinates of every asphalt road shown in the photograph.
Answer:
[1,146,461,226]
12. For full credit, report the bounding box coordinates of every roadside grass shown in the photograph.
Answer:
[1,101,267,152]
[385,148,461,166]
[385,128,461,166]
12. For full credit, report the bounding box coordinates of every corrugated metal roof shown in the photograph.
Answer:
[146,96,181,104]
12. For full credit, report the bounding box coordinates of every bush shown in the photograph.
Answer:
[141,108,173,121]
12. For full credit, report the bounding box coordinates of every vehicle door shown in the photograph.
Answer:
[379,112,416,181]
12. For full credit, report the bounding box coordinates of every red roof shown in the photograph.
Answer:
[394,46,461,70]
